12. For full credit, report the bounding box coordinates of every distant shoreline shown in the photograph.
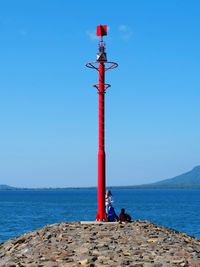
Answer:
[1,185,200,190]
[2,165,200,190]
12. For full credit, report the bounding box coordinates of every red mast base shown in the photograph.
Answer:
[96,213,107,221]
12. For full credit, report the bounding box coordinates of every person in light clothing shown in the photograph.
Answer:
[105,190,113,214]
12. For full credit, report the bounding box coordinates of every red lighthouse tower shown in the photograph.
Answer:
[86,25,118,221]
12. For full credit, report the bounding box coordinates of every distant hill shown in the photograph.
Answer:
[2,166,200,190]
[137,166,200,189]
[0,184,17,190]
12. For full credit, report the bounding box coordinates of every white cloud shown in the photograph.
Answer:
[119,25,128,32]
[19,29,27,36]
[86,26,110,41]
[86,30,98,41]
[119,24,133,41]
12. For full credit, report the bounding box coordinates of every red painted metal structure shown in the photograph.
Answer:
[86,25,118,221]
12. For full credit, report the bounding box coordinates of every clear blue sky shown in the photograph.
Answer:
[0,0,200,187]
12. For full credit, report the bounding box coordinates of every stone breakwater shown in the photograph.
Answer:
[0,221,200,267]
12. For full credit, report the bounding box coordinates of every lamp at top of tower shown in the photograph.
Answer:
[96,25,107,36]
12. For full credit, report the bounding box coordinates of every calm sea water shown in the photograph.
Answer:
[0,189,200,243]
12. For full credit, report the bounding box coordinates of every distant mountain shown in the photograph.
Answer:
[0,184,17,190]
[2,166,200,190]
[138,166,200,189]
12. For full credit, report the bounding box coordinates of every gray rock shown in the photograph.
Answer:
[0,221,200,267]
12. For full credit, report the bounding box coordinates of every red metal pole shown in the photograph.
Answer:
[97,62,106,221]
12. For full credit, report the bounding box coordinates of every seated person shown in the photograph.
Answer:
[107,206,119,222]
[119,208,132,222]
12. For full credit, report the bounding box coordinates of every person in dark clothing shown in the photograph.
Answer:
[119,208,132,222]
[107,206,119,222]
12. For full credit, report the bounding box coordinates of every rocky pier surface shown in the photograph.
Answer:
[0,221,200,267]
